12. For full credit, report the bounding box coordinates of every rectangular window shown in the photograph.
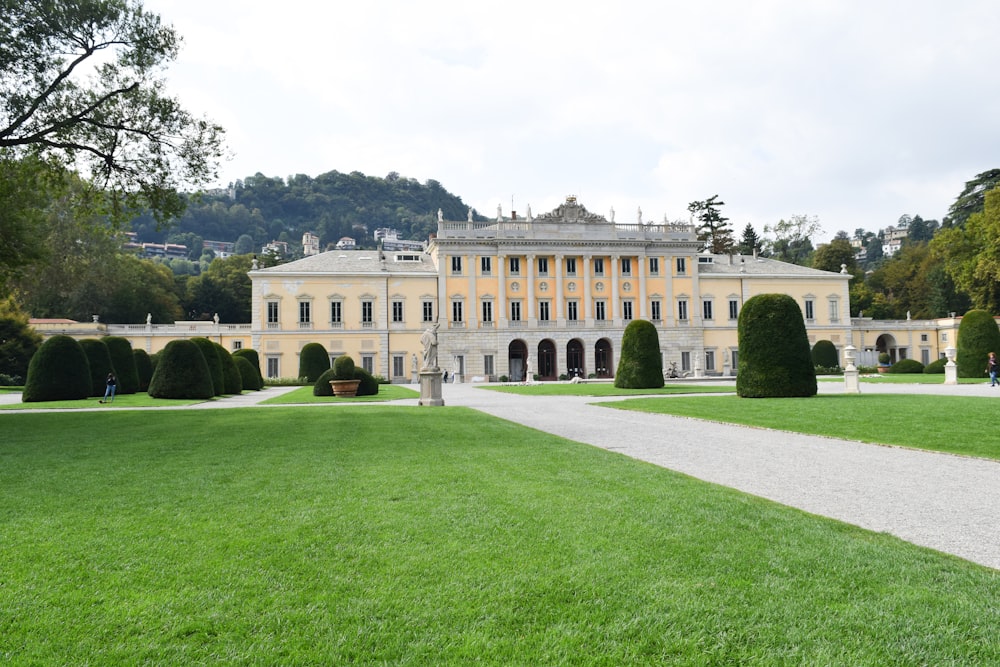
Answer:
[539,301,550,321]
[650,299,661,321]
[676,257,687,274]
[266,356,279,378]
[232,340,243,351]
[481,301,493,322]
[480,256,492,275]
[450,256,462,274]
[829,299,839,322]
[680,351,691,372]
[266,301,279,327]
[392,301,404,323]
[921,349,930,365]
[623,300,633,320]
[621,258,632,276]
[538,257,549,276]
[298,301,311,323]
[452,301,464,322]
[361,300,373,324]
[392,355,405,377]
[567,300,578,321]
[330,301,342,324]
[678,299,689,321]
[805,299,815,320]
[595,300,607,321]
[484,354,495,376]
[594,258,605,276]
[510,301,522,321]
[920,333,929,342]
[649,257,660,275]
[361,355,374,374]
[702,300,713,321]
[566,257,577,275]
[509,257,520,275]
[729,299,739,320]
[706,350,716,371]
[422,301,434,322]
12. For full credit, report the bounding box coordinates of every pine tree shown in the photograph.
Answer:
[688,195,734,253]
[738,223,761,255]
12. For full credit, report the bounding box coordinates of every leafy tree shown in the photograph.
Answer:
[956,309,1000,378]
[737,223,762,255]
[931,186,1000,313]
[0,296,42,383]
[614,319,664,389]
[182,254,253,322]
[0,0,225,223]
[947,169,1000,228]
[762,215,821,265]
[234,234,255,254]
[22,334,91,402]
[811,238,856,274]
[737,294,817,398]
[147,339,214,399]
[907,215,937,243]
[688,195,734,254]
[0,155,53,290]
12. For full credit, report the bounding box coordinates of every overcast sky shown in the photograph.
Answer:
[144,0,1000,243]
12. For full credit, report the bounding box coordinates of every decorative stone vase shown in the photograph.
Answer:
[329,379,361,397]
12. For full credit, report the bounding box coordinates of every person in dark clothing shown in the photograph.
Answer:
[101,372,117,403]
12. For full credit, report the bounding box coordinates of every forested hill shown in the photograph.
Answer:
[129,170,484,251]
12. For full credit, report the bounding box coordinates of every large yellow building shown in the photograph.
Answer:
[32,197,963,380]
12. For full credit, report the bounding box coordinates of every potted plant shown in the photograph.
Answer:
[877,352,891,373]
[329,355,361,397]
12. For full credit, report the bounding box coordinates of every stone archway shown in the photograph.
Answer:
[876,333,898,363]
[537,339,557,381]
[594,338,613,378]
[566,338,585,378]
[508,339,528,382]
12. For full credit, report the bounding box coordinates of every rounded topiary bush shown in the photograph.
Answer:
[148,339,215,399]
[103,336,139,394]
[234,356,263,390]
[299,342,331,382]
[190,337,224,395]
[314,368,336,396]
[737,293,817,398]
[333,354,356,380]
[22,335,91,402]
[888,358,924,374]
[811,339,839,368]
[614,319,664,389]
[79,338,114,397]
[232,348,262,384]
[133,348,154,391]
[354,366,379,396]
[214,342,242,395]
[957,309,1000,378]
[923,357,948,374]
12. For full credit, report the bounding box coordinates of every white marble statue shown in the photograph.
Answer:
[420,323,440,370]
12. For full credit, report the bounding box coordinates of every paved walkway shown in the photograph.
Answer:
[4,380,999,570]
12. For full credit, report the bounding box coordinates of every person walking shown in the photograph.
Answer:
[101,372,117,403]
[988,352,999,387]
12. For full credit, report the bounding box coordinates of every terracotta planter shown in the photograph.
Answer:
[877,366,890,374]
[329,379,361,397]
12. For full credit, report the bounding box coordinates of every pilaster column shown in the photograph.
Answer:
[526,253,536,325]
[497,251,507,326]
[610,253,620,321]
[467,252,477,328]
[583,252,593,325]
[554,253,564,323]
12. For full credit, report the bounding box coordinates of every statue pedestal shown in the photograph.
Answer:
[944,362,958,385]
[843,367,860,394]
[418,369,445,406]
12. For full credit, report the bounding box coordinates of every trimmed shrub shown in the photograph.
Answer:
[148,339,215,399]
[0,296,41,382]
[232,348,262,385]
[737,293,817,398]
[888,358,924,374]
[214,342,243,395]
[22,335,91,402]
[314,368,336,396]
[957,309,1000,378]
[923,357,948,374]
[811,339,839,368]
[190,337,224,395]
[333,354,356,380]
[133,349,154,391]
[235,356,263,390]
[614,319,664,389]
[298,342,331,382]
[79,338,114,397]
[354,366,379,396]
[103,336,139,394]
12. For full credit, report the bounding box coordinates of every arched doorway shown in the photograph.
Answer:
[876,333,898,364]
[566,338,585,378]
[537,339,557,381]
[594,339,613,378]
[508,339,528,381]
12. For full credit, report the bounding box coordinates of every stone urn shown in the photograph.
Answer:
[329,379,361,397]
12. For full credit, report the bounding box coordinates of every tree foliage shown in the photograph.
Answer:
[737,223,762,255]
[932,187,1000,313]
[737,294,816,398]
[687,195,734,254]
[956,309,1000,378]
[811,238,856,274]
[0,0,225,223]
[614,319,664,389]
[763,215,820,265]
[947,169,1000,228]
[0,296,42,383]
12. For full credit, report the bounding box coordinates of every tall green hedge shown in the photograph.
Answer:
[190,337,224,395]
[232,348,262,385]
[103,336,139,394]
[214,342,243,395]
[234,356,262,391]
[147,339,215,400]
[299,342,331,382]
[133,348,154,391]
[737,293,817,398]
[614,319,664,389]
[956,309,1000,378]
[79,338,114,397]
[22,335,91,402]
[811,339,839,368]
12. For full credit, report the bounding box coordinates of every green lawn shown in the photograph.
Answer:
[0,392,206,410]
[484,382,734,396]
[2,408,998,664]
[260,384,419,404]
[602,394,1000,460]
